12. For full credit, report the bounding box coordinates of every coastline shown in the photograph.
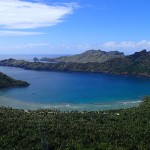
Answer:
[0,63,149,111]
[0,60,149,111]
[0,58,150,78]
[1,97,150,149]
[0,95,142,111]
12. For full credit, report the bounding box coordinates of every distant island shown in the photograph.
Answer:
[0,49,150,77]
[0,72,29,89]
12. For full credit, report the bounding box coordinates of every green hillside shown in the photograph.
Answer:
[0,50,150,77]
[0,72,29,89]
[40,50,124,63]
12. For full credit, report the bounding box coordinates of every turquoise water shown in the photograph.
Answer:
[0,66,150,110]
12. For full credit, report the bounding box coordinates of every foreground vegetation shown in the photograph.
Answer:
[1,96,150,149]
[0,72,29,89]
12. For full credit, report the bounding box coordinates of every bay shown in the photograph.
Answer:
[0,66,150,111]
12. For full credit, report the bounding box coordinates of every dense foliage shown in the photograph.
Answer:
[0,50,150,77]
[1,97,150,150]
[0,72,29,89]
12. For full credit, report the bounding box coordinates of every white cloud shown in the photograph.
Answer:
[103,40,150,49]
[0,30,43,36]
[54,40,150,54]
[0,40,150,54]
[13,43,48,49]
[0,43,49,53]
[23,43,49,48]
[0,0,77,29]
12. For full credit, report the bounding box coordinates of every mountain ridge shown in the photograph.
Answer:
[0,49,150,77]
[40,49,124,63]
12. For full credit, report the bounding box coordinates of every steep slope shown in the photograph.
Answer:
[99,49,150,76]
[0,72,29,89]
[40,50,124,63]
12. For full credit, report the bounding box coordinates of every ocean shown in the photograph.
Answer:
[0,62,150,111]
[0,54,66,62]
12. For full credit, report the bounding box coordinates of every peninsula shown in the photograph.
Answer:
[0,72,29,89]
[0,49,150,77]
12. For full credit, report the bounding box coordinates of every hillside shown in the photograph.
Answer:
[40,49,124,63]
[0,72,29,89]
[98,49,150,76]
[0,50,150,77]
[1,96,150,149]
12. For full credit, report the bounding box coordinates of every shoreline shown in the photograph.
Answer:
[0,95,142,111]
[1,97,150,149]
[1,58,150,79]
[0,61,149,112]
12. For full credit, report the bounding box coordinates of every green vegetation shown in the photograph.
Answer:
[0,72,29,89]
[0,50,150,77]
[1,50,150,149]
[40,50,124,63]
[1,96,150,149]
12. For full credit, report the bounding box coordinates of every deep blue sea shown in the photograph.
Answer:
[0,62,150,111]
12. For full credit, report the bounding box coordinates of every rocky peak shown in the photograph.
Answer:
[128,49,150,60]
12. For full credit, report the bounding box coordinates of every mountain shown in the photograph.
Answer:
[0,72,29,89]
[98,49,150,76]
[0,50,150,77]
[40,50,124,63]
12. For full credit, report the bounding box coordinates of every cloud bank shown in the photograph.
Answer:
[0,0,77,29]
[46,40,150,54]
[0,0,77,36]
[103,40,150,49]
[1,40,150,54]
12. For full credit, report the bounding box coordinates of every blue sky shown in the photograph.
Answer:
[0,0,150,54]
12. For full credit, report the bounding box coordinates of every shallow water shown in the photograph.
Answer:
[0,66,150,110]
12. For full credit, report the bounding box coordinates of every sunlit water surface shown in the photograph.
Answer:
[0,66,150,111]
